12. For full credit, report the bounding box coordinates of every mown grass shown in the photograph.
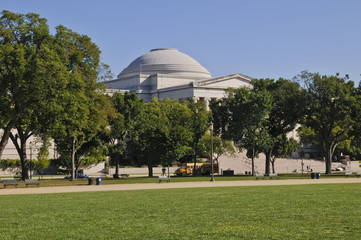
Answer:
[1,183,361,239]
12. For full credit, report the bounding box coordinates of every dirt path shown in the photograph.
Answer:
[1,178,361,196]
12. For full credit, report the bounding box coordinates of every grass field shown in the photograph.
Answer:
[1,183,361,239]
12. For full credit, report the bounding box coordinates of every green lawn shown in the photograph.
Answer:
[1,183,361,239]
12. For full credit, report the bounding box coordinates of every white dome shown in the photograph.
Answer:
[117,48,211,79]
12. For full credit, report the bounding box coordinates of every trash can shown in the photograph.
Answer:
[223,170,234,176]
[96,177,102,185]
[88,178,93,185]
[316,172,321,179]
[311,173,315,179]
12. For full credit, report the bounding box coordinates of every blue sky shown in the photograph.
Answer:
[2,0,361,83]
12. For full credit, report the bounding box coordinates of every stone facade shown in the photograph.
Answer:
[104,48,253,108]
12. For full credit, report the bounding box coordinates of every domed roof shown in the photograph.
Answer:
[117,48,211,79]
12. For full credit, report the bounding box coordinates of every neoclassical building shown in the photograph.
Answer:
[105,48,252,108]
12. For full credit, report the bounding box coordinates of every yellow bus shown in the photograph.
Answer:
[174,162,218,176]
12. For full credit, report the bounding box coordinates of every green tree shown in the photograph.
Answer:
[0,10,68,179]
[53,91,113,180]
[138,98,192,177]
[211,87,273,175]
[296,72,357,174]
[34,136,51,175]
[49,23,116,181]
[252,78,305,174]
[198,133,236,166]
[97,62,114,82]
[184,100,210,176]
[109,92,144,178]
[270,135,298,173]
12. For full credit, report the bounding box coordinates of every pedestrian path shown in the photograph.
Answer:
[1,178,361,196]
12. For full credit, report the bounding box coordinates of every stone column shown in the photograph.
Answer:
[205,98,211,111]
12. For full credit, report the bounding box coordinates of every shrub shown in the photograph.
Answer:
[0,159,21,168]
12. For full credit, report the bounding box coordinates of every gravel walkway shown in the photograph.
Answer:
[1,178,361,195]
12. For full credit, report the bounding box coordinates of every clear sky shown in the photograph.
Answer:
[2,0,361,83]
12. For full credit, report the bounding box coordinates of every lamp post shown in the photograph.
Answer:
[209,121,215,182]
[30,142,33,179]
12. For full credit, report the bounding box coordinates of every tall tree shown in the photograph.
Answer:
[252,78,305,174]
[109,92,144,178]
[184,100,210,176]
[270,135,298,173]
[137,98,192,177]
[296,72,357,174]
[0,10,68,179]
[50,25,111,181]
[211,87,272,175]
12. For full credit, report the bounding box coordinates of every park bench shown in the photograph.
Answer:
[158,175,170,183]
[255,174,265,180]
[345,172,354,178]
[3,179,18,188]
[25,179,40,188]
[120,174,129,178]
[269,173,279,179]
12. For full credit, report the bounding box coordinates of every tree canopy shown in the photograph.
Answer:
[251,78,305,174]
[296,72,358,174]
[0,10,110,180]
[0,10,70,179]
[211,87,272,175]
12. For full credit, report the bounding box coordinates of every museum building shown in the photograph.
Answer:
[104,48,252,109]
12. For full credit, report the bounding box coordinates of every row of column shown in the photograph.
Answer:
[193,97,218,111]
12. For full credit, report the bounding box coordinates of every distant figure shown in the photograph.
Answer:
[293,169,297,173]
[162,167,166,176]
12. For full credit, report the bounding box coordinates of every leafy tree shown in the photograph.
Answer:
[34,136,51,175]
[184,100,210,176]
[53,91,113,180]
[137,98,192,177]
[211,87,272,175]
[252,78,305,174]
[0,10,68,179]
[198,133,236,166]
[97,62,114,82]
[296,72,357,174]
[48,24,117,180]
[270,135,298,173]
[55,132,108,174]
[108,92,144,178]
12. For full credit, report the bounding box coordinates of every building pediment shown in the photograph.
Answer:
[192,73,252,89]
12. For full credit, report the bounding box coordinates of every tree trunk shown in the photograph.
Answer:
[9,131,29,180]
[251,144,255,176]
[71,137,76,181]
[0,125,12,159]
[271,158,275,174]
[147,152,153,177]
[19,139,28,180]
[325,146,332,174]
[265,149,272,175]
[114,158,120,178]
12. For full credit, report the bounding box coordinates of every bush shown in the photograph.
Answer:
[0,159,21,168]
